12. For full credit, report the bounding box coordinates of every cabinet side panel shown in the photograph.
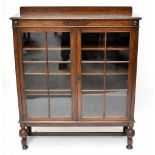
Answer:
[13,28,24,121]
[130,29,139,122]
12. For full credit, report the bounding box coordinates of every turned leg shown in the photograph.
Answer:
[21,138,28,150]
[126,127,135,149]
[19,128,28,150]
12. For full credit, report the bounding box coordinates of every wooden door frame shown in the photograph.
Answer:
[17,27,77,121]
[76,27,135,121]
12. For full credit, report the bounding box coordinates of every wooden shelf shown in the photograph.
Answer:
[25,89,71,92]
[25,89,128,96]
[23,61,71,64]
[82,45,129,51]
[24,73,71,75]
[106,61,129,63]
[24,72,127,76]
[24,60,128,75]
[24,73,46,75]
[49,61,71,63]
[82,89,128,92]
[82,61,129,63]
[26,90,71,96]
[23,61,46,64]
[82,73,127,76]
[107,47,129,51]
[26,93,71,96]
[23,46,70,51]
[23,47,46,51]
[23,46,129,51]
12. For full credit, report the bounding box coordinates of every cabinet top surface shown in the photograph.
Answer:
[10,6,141,20]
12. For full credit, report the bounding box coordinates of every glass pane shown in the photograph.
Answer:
[24,63,46,74]
[106,50,129,61]
[82,63,104,74]
[82,75,104,90]
[80,32,129,119]
[106,63,128,74]
[81,33,105,90]
[49,75,70,90]
[47,32,72,118]
[47,32,71,90]
[81,33,105,118]
[23,50,46,61]
[23,32,73,119]
[22,32,46,61]
[82,33,105,47]
[82,93,104,117]
[105,75,128,89]
[48,32,70,62]
[107,32,130,48]
[22,32,46,48]
[25,75,47,90]
[105,91,127,116]
[48,51,70,61]
[82,33,105,61]
[48,63,70,74]
[50,95,71,117]
[81,51,104,61]
[22,32,46,81]
[105,63,128,89]
[26,95,48,117]
[48,32,70,47]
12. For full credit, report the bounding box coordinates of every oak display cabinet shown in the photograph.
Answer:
[10,6,141,149]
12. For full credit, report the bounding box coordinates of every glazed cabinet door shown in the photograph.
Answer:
[78,29,131,121]
[21,29,76,121]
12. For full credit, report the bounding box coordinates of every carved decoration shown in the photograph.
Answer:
[126,127,135,137]
[133,20,139,26]
[64,20,89,26]
[19,128,28,138]
[13,20,18,26]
